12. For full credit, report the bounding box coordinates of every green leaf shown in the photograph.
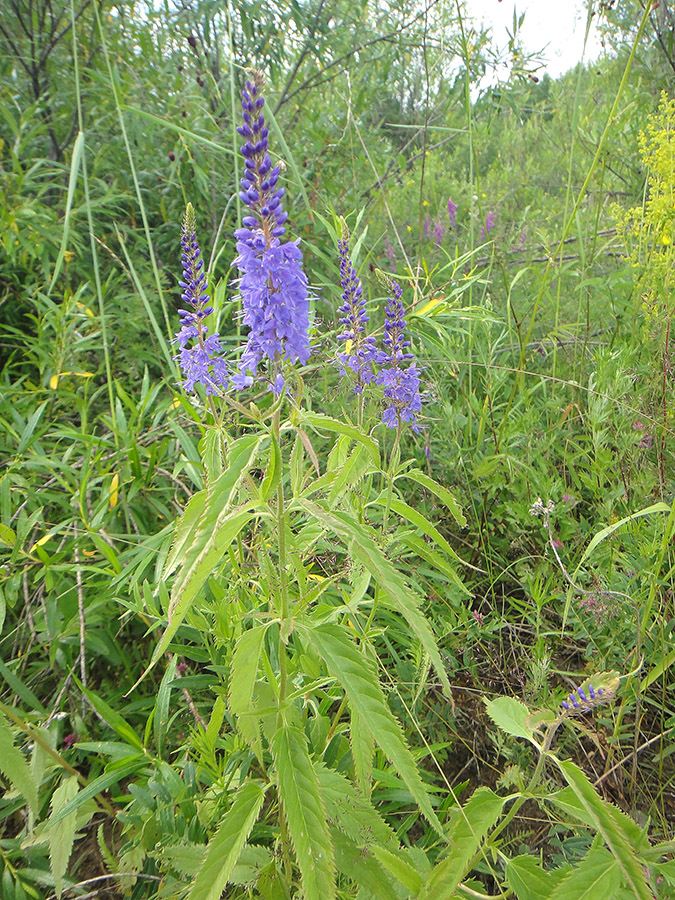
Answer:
[370,493,470,569]
[49,776,79,898]
[135,503,257,690]
[49,756,147,827]
[164,433,261,580]
[299,501,453,702]
[317,765,397,849]
[49,131,84,293]
[549,848,621,900]
[418,788,505,900]
[350,706,374,800]
[154,656,178,758]
[272,725,336,900]
[299,622,444,837]
[260,433,281,501]
[17,401,48,455]
[398,469,467,527]
[300,412,380,466]
[228,623,272,757]
[163,489,207,579]
[553,759,652,900]
[578,502,670,566]
[371,845,424,893]
[505,855,570,899]
[401,532,472,597]
[333,830,399,900]
[188,781,267,900]
[78,683,143,751]
[328,444,372,507]
[0,711,38,815]
[548,787,648,852]
[484,696,536,743]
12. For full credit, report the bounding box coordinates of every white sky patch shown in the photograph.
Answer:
[467,0,604,78]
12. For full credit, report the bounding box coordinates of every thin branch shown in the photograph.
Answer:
[279,0,443,109]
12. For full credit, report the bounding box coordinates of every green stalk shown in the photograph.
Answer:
[69,0,116,445]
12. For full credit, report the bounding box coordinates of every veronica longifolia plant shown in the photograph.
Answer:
[129,68,654,900]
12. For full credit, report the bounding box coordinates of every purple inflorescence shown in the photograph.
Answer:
[560,683,605,714]
[480,210,496,241]
[335,226,378,394]
[233,71,311,391]
[376,277,423,431]
[448,197,458,229]
[173,204,229,394]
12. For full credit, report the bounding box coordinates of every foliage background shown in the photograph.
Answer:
[4,0,675,897]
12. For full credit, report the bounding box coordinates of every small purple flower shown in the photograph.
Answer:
[172,203,229,394]
[233,71,311,383]
[268,373,286,395]
[433,219,446,245]
[335,221,377,394]
[376,276,423,432]
[560,682,609,715]
[518,229,526,251]
[480,210,496,241]
[423,216,432,239]
[447,197,457,229]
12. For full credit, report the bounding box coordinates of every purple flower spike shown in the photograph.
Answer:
[447,196,457,228]
[335,220,377,394]
[172,203,229,395]
[233,70,312,383]
[375,274,424,432]
[559,680,613,716]
[480,210,496,241]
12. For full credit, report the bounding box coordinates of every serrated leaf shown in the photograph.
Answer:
[272,725,336,900]
[399,469,467,527]
[164,433,261,580]
[350,706,374,800]
[371,845,424,893]
[317,765,397,849]
[260,432,281,501]
[0,711,38,815]
[301,412,380,466]
[418,788,505,900]
[228,624,271,758]
[548,786,648,851]
[548,848,620,900]
[554,759,652,900]
[484,696,535,742]
[298,622,444,837]
[298,501,453,703]
[163,489,207,579]
[333,829,399,900]
[370,493,470,569]
[188,781,266,900]
[49,776,79,898]
[328,445,372,506]
[505,854,563,899]
[134,503,257,691]
[401,532,472,597]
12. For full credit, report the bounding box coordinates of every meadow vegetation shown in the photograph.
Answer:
[3,0,675,898]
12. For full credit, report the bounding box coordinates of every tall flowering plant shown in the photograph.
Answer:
[125,69,636,900]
